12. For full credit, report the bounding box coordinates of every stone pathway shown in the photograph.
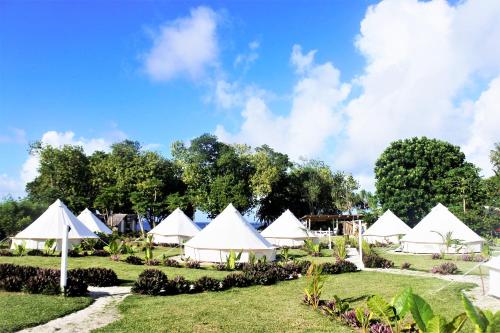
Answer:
[347,248,499,311]
[18,286,131,333]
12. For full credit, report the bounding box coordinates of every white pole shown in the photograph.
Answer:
[358,219,364,269]
[328,227,332,250]
[60,208,69,294]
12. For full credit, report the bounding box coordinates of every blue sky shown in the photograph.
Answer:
[1,0,499,199]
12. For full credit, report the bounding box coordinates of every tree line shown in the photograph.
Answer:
[0,135,498,239]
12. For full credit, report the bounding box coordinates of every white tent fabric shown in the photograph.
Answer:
[148,208,200,244]
[401,203,483,254]
[11,199,98,250]
[363,210,411,244]
[77,208,112,235]
[184,203,275,262]
[483,256,500,298]
[261,209,318,247]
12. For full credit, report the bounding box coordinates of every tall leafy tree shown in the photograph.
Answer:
[26,143,93,212]
[172,134,254,218]
[375,137,485,226]
[0,197,45,239]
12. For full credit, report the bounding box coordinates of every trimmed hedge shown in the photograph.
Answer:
[362,253,394,269]
[0,264,119,296]
[131,260,359,296]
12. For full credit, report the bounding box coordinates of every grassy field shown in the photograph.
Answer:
[374,248,489,275]
[95,271,475,333]
[0,292,93,332]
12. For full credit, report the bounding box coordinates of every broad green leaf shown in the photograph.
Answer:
[462,294,487,332]
[426,315,447,333]
[485,311,500,333]
[392,287,412,318]
[367,295,395,325]
[409,293,434,332]
[445,313,467,333]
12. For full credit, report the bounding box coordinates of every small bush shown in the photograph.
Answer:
[26,249,44,256]
[92,249,110,257]
[401,262,411,270]
[194,276,223,292]
[65,275,88,297]
[185,260,201,269]
[431,262,458,275]
[68,268,118,287]
[370,323,392,333]
[0,249,13,256]
[363,253,394,268]
[321,260,357,274]
[164,276,193,295]
[0,276,23,291]
[431,253,443,260]
[460,254,485,262]
[223,273,252,288]
[341,309,360,328]
[146,259,161,266]
[67,249,83,257]
[23,269,60,295]
[125,255,144,265]
[213,263,228,271]
[131,269,168,295]
[163,258,181,268]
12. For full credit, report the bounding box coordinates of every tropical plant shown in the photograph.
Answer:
[13,241,27,256]
[462,294,500,333]
[142,234,154,263]
[304,239,321,257]
[280,247,290,262]
[409,291,468,333]
[43,239,56,256]
[355,307,373,333]
[432,231,463,259]
[321,295,350,317]
[248,251,257,266]
[303,263,324,309]
[225,250,242,270]
[258,255,267,265]
[367,287,413,333]
[103,239,123,261]
[333,237,347,260]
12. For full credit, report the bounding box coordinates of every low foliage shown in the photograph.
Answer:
[321,260,357,274]
[333,237,348,261]
[185,259,201,269]
[68,267,118,287]
[26,249,44,256]
[431,262,458,275]
[432,253,443,260]
[363,253,394,269]
[125,255,144,265]
[163,258,181,267]
[303,263,324,309]
[131,269,168,296]
[400,262,411,270]
[0,249,13,256]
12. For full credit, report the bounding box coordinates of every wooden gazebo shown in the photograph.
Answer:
[300,214,365,236]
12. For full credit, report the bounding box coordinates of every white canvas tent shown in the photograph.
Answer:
[484,255,500,298]
[77,208,112,235]
[261,209,318,247]
[401,203,483,254]
[363,210,411,244]
[148,208,200,244]
[184,204,275,262]
[11,199,98,250]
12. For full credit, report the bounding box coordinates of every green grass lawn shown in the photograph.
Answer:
[95,271,475,333]
[374,248,489,275]
[0,292,93,332]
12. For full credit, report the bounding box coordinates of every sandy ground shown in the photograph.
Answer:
[346,248,499,311]
[17,286,131,333]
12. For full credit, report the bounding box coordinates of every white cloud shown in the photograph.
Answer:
[0,128,26,144]
[0,174,23,197]
[216,0,500,189]
[143,6,219,81]
[21,130,125,187]
[234,40,260,70]
[334,0,500,181]
[462,76,500,175]
[216,45,350,159]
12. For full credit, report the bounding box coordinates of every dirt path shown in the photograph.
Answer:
[17,286,131,333]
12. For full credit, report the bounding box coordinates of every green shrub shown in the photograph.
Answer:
[131,269,168,295]
[124,255,144,265]
[0,276,23,291]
